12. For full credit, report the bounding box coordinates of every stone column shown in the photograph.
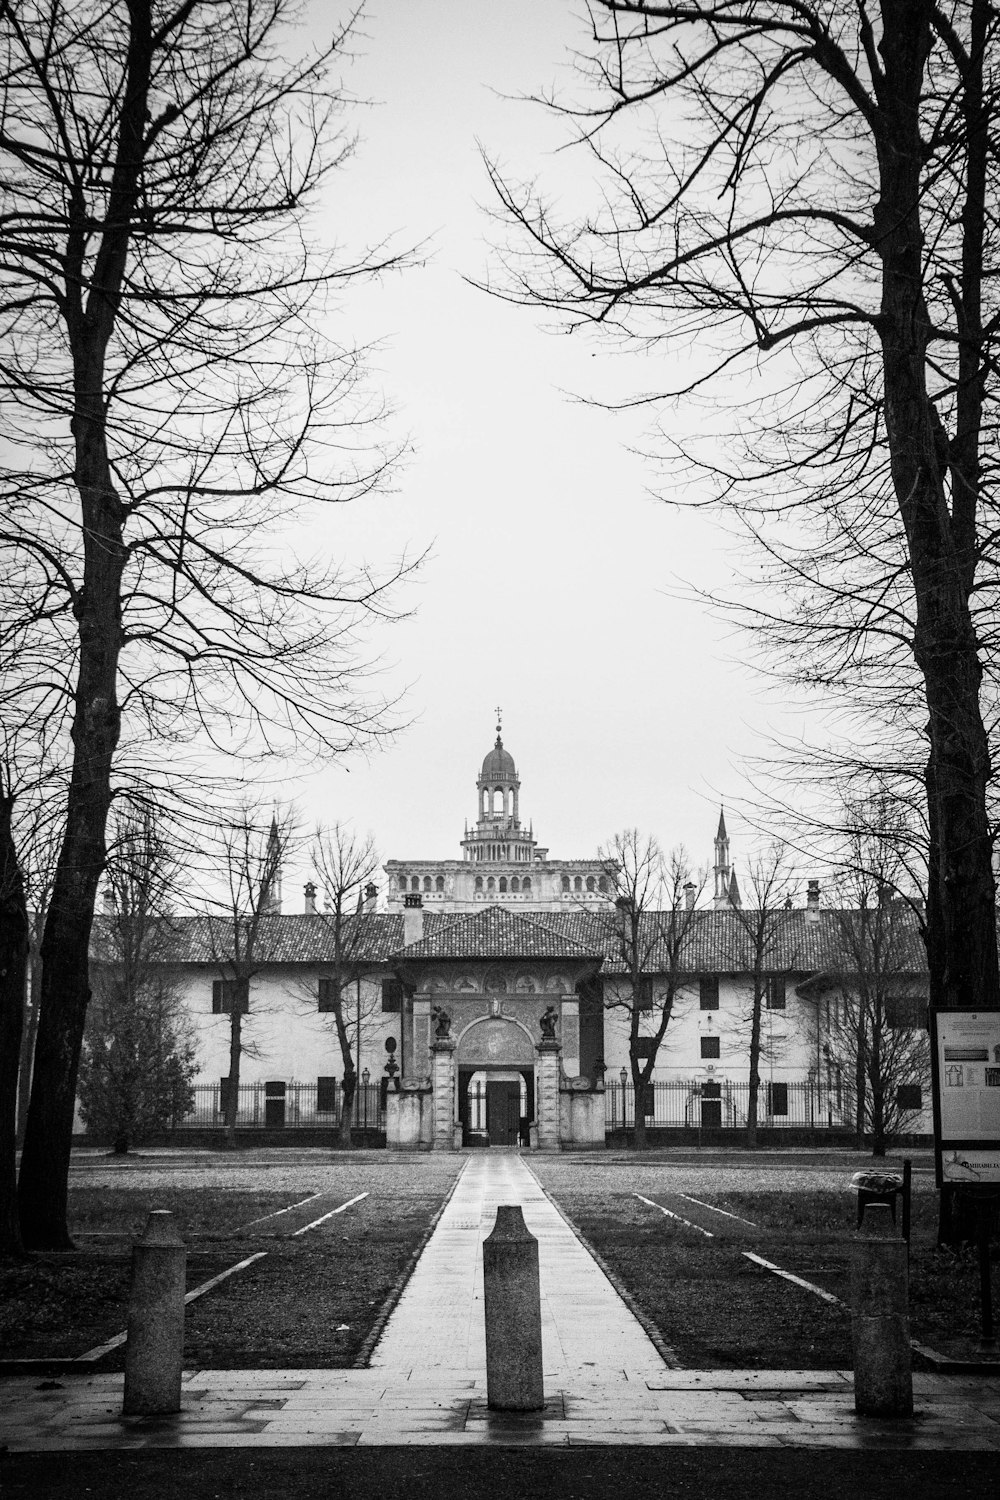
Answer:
[123,1211,186,1416]
[410,994,431,1080]
[535,1038,562,1151]
[559,995,580,1077]
[850,1203,913,1417]
[430,1036,457,1151]
[483,1205,544,1410]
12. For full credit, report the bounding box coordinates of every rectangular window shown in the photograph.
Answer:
[699,975,720,1010]
[886,994,926,1030]
[700,1036,720,1060]
[317,1076,338,1112]
[382,977,403,1013]
[212,979,247,1014]
[767,1081,788,1116]
[896,1084,922,1111]
[634,979,653,1012]
[765,977,786,1010]
[633,1037,656,1059]
[318,977,337,1013]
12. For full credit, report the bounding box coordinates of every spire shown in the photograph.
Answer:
[713,806,731,910]
[728,868,742,909]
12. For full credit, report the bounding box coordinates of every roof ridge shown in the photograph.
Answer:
[497,905,604,955]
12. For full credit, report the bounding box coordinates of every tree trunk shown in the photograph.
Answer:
[15,922,42,1146]
[855,1010,867,1150]
[224,1003,244,1149]
[0,792,29,1256]
[631,1058,647,1151]
[877,3,1000,1015]
[17,495,124,1245]
[746,979,763,1149]
[339,1069,356,1148]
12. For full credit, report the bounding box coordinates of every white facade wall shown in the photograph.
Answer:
[177,966,403,1091]
[598,976,816,1086]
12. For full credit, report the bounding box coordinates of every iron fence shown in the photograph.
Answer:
[604,1079,853,1131]
[170,1080,385,1131]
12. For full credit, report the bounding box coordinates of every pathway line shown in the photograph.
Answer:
[237,1191,322,1230]
[634,1192,714,1238]
[677,1192,757,1227]
[743,1250,845,1307]
[292,1191,369,1236]
[77,1252,269,1362]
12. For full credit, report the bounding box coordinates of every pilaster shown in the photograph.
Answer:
[430,1037,457,1151]
[559,996,580,1077]
[535,1039,562,1151]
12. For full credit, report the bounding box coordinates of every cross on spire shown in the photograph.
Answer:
[495,705,502,739]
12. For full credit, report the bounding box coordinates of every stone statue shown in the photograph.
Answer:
[539,1004,559,1040]
[432,1005,452,1039]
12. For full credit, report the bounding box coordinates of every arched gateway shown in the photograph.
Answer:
[456,1016,535,1146]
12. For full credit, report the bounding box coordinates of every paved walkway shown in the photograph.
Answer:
[2,1153,999,1450]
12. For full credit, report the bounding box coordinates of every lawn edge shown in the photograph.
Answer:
[523,1159,681,1370]
[352,1157,467,1369]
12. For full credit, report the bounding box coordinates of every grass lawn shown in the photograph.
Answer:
[533,1154,997,1369]
[1,1154,462,1368]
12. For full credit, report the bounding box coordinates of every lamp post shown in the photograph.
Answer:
[620,1067,628,1139]
[362,1067,370,1131]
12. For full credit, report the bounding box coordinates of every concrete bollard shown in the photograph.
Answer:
[850,1202,913,1418]
[483,1204,544,1411]
[123,1210,186,1416]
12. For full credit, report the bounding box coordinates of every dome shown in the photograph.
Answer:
[481,734,516,781]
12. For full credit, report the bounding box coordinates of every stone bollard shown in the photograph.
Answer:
[483,1204,544,1411]
[123,1210,186,1416]
[850,1202,913,1418]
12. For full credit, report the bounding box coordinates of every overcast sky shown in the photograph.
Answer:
[276,0,796,903]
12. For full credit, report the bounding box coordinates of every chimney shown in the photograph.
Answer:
[364,882,378,914]
[403,892,424,946]
[683,881,696,911]
[304,881,317,916]
[806,879,820,923]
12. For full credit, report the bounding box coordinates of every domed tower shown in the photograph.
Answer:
[461,714,538,866]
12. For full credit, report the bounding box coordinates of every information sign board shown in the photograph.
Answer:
[930,1009,1000,1185]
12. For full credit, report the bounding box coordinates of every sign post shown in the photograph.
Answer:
[930,1009,1000,1351]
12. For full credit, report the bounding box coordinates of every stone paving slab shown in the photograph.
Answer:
[2,1153,999,1452]
[2,1368,999,1450]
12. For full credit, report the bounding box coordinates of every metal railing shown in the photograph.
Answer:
[604,1079,853,1131]
[169,1080,385,1131]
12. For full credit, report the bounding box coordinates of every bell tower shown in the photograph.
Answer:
[461,712,537,865]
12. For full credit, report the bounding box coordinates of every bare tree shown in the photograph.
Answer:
[210,806,293,1149]
[311,823,381,1146]
[488,1,1000,1025]
[600,831,702,1149]
[79,804,197,1154]
[722,843,799,1148]
[2,1,412,1248]
[814,805,930,1156]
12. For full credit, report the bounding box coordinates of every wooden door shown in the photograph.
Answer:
[486,1080,520,1145]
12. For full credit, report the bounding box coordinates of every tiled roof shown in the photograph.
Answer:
[89,903,929,976]
[91,912,404,967]
[395,906,605,960]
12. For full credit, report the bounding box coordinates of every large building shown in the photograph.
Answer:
[84,724,932,1146]
[384,716,614,912]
